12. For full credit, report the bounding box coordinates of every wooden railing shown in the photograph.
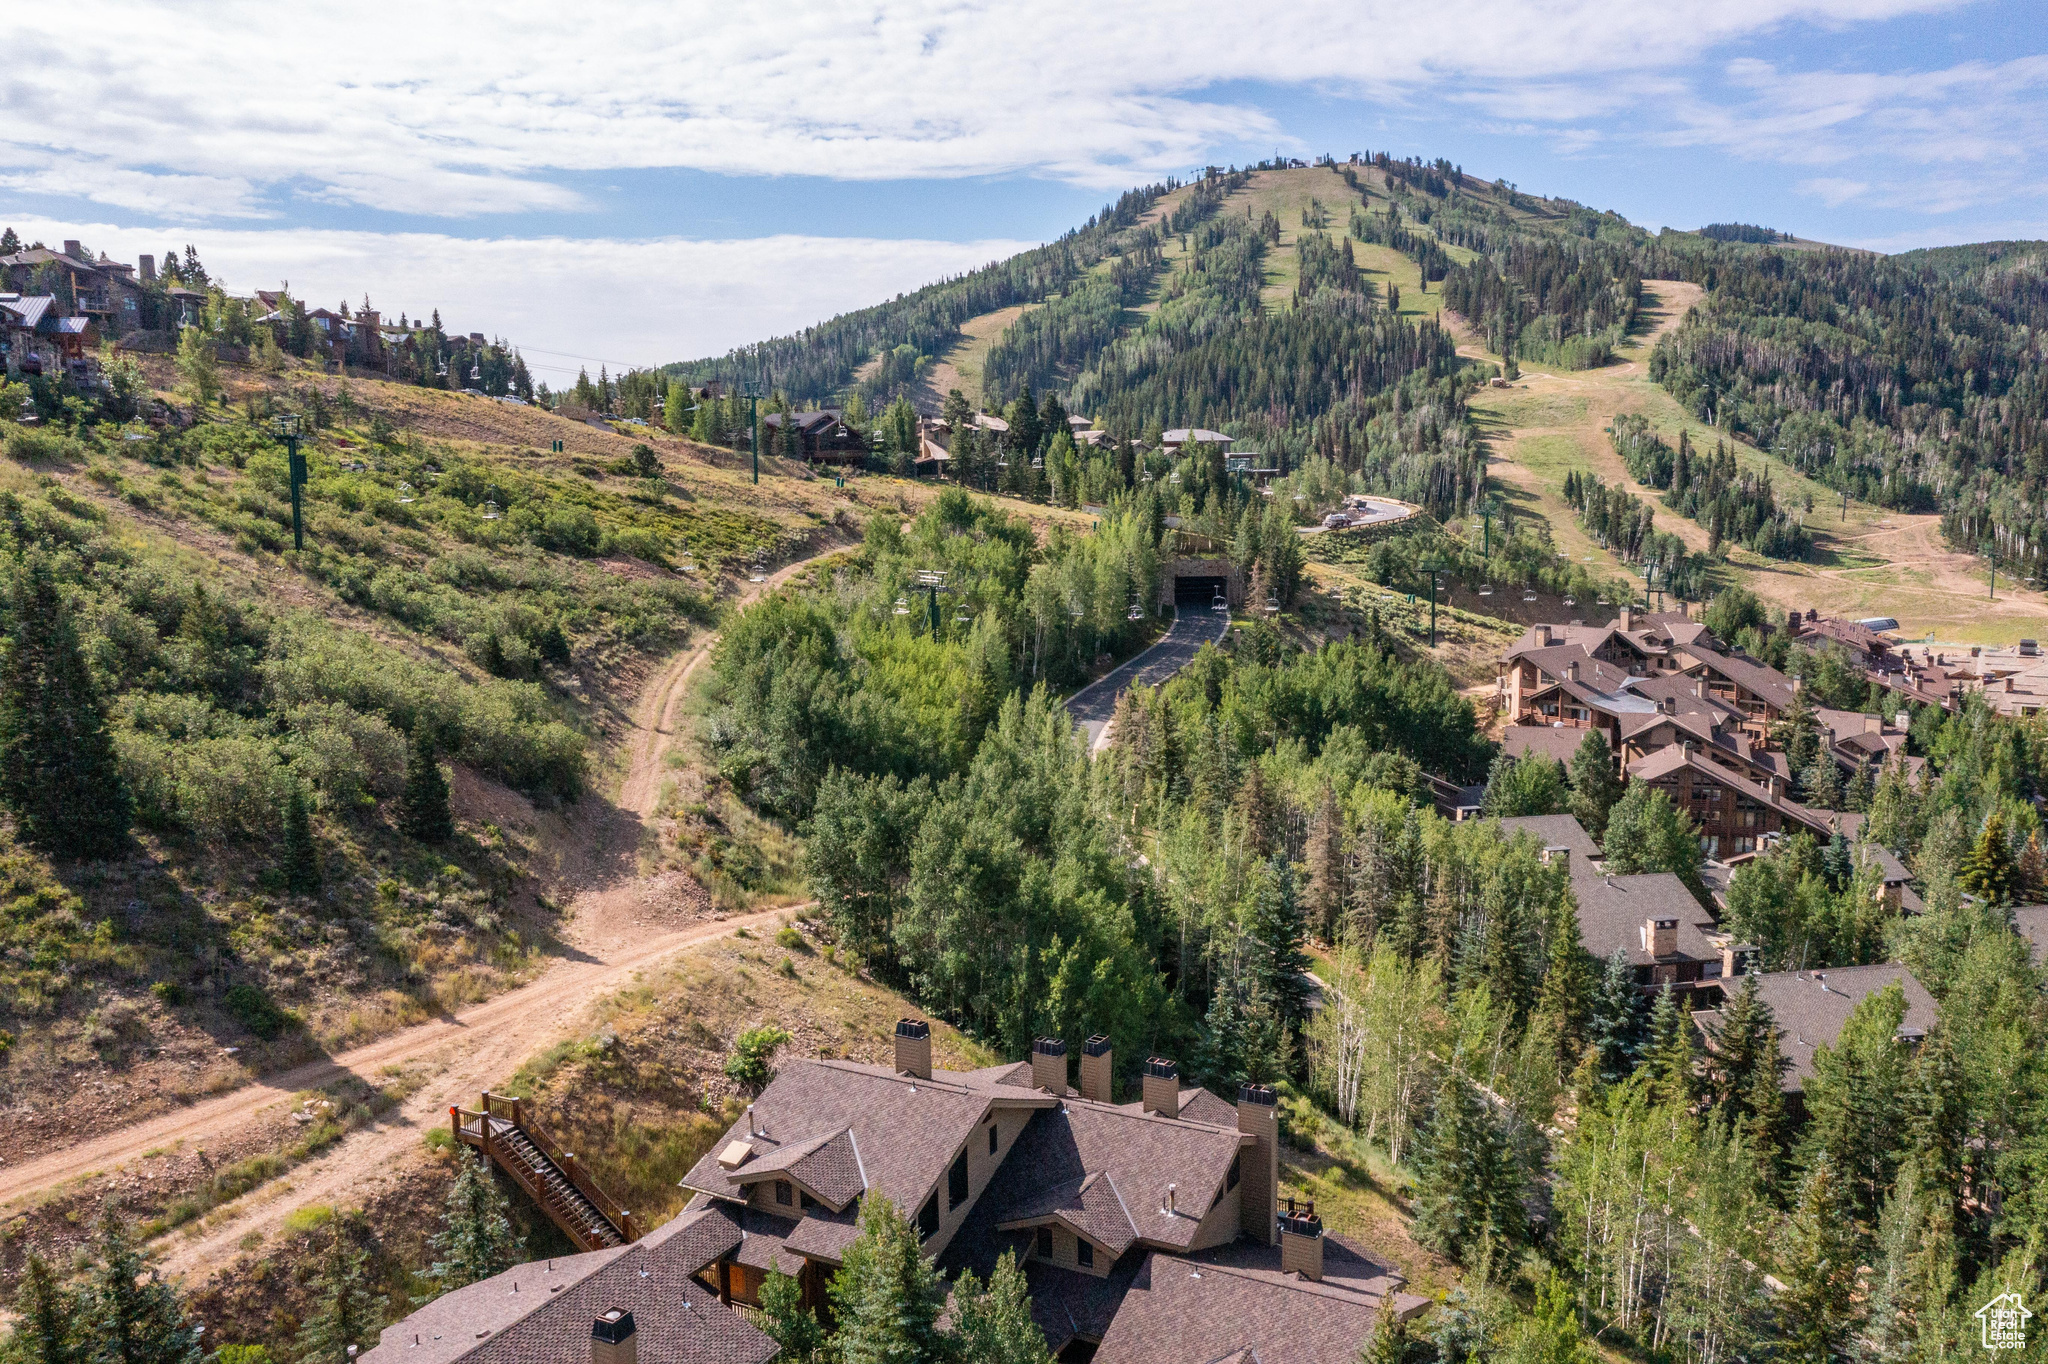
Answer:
[450,1090,642,1245]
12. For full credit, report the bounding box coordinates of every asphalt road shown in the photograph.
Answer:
[1065,605,1232,750]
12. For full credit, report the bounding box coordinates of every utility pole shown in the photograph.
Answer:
[274,413,306,551]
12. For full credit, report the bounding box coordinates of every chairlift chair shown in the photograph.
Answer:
[396,482,416,504]
[1478,583,1494,597]
[480,499,501,521]
[1264,594,1280,614]
[749,560,768,584]
[1210,591,1228,613]
[1522,589,1538,603]
[954,603,972,623]
[679,543,697,573]
[1127,598,1144,622]
[894,595,911,615]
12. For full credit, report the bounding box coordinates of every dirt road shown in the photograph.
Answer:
[0,546,844,1276]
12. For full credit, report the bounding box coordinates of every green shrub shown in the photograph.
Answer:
[224,982,295,1039]
[282,1204,334,1235]
[151,980,186,1006]
[775,925,804,950]
[724,1024,793,1090]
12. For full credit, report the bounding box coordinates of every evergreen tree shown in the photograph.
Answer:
[1533,893,1595,1074]
[757,1268,826,1363]
[399,721,454,844]
[1249,855,1314,1036]
[0,556,132,858]
[1303,783,1348,941]
[1778,1155,1863,1362]
[1361,1290,1416,1364]
[429,1156,523,1289]
[1905,1029,1969,1237]
[296,1218,377,1364]
[1410,1070,1526,1263]
[84,1212,203,1364]
[1234,762,1280,857]
[7,1251,81,1364]
[1801,752,1846,811]
[1588,948,1644,1085]
[282,783,320,895]
[1600,782,1705,895]
[1513,1271,1598,1364]
[1739,1021,1789,1189]
[1566,730,1621,839]
[1643,985,1695,1110]
[1958,810,2018,904]
[1707,970,1779,1118]
[946,1251,1051,1364]
[828,1195,946,1364]
[631,442,662,479]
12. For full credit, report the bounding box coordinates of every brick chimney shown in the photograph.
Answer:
[63,240,83,260]
[1721,942,1756,979]
[591,1310,637,1364]
[894,1018,931,1080]
[1565,659,1579,682]
[1865,713,1883,733]
[1279,1197,1324,1281]
[1142,1057,1180,1116]
[1237,1084,1278,1245]
[1031,1037,1068,1096]
[137,255,155,282]
[1619,605,1634,631]
[1536,625,1553,647]
[1643,917,1678,957]
[1080,1035,1113,1103]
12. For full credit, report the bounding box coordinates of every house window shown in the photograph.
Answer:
[989,1123,999,1156]
[1078,1239,1094,1268]
[1227,1154,1240,1192]
[918,1193,939,1240]
[775,1180,792,1206]
[1036,1227,1053,1259]
[948,1148,970,1209]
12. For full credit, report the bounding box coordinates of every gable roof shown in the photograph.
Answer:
[360,1206,773,1364]
[1496,813,1601,860]
[680,1060,1054,1221]
[1626,745,1843,838]
[727,1126,867,1209]
[1690,648,1799,713]
[1694,964,1937,1090]
[1504,724,1600,767]
[0,294,55,329]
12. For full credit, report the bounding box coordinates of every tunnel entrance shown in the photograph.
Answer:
[1174,575,1227,606]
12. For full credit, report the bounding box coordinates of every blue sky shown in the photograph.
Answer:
[5,0,2044,376]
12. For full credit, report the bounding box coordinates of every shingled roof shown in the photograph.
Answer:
[1694,964,1937,1091]
[1090,1235,1426,1364]
[359,1206,772,1364]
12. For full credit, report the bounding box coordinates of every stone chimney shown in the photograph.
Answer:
[1080,1035,1113,1103]
[1031,1037,1068,1096]
[1865,713,1883,733]
[1279,1197,1324,1281]
[1142,1057,1180,1117]
[1658,696,1673,714]
[1619,605,1634,631]
[1536,625,1553,647]
[1565,659,1580,682]
[1237,1084,1279,1245]
[1722,942,1756,979]
[62,240,83,260]
[138,255,156,282]
[894,1018,931,1080]
[1643,917,1678,958]
[591,1310,637,1364]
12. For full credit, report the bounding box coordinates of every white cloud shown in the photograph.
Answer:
[0,216,1035,372]
[2,0,1974,215]
[1799,177,1871,207]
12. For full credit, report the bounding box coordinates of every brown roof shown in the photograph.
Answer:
[1090,1236,1425,1364]
[1504,724,1600,766]
[1627,745,1842,838]
[728,1126,866,1209]
[1694,964,1936,1090]
[679,1059,1053,1220]
[361,1206,773,1364]
[997,1170,1140,1255]
[1690,648,1799,713]
[1571,867,1719,967]
[2011,906,2048,965]
[1496,813,1601,860]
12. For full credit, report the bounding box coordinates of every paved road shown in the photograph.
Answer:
[1066,606,1232,750]
[1297,498,1416,534]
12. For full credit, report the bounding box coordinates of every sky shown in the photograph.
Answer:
[4,0,2044,383]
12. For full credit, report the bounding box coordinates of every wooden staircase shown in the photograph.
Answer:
[452,1092,640,1251]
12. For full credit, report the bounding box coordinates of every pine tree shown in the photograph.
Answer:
[1588,948,1643,1085]
[8,1251,82,1364]
[1707,969,1779,1117]
[1303,783,1347,941]
[1250,855,1313,1035]
[1533,893,1594,1070]
[399,721,454,843]
[0,556,133,858]
[1411,1070,1526,1263]
[828,1195,947,1364]
[282,784,320,895]
[757,1268,826,1363]
[2019,827,2048,902]
[84,1212,203,1364]
[1779,1155,1864,1361]
[1739,1021,1789,1189]
[1906,1029,1969,1236]
[296,1218,377,1364]
[1234,761,1280,857]
[946,1251,1051,1364]
[1566,729,1621,839]
[430,1156,523,1288]
[1959,810,2018,904]
[1801,753,1845,811]
[1360,1289,1415,1364]
[1643,985,1695,1109]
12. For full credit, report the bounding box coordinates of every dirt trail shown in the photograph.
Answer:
[0,545,844,1275]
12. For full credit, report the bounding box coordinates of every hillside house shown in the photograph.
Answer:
[1162,427,1233,456]
[1693,964,1936,1096]
[762,409,864,463]
[1785,609,1899,670]
[369,1025,1426,1364]
[1497,814,1744,994]
[1626,743,1845,857]
[0,241,146,336]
